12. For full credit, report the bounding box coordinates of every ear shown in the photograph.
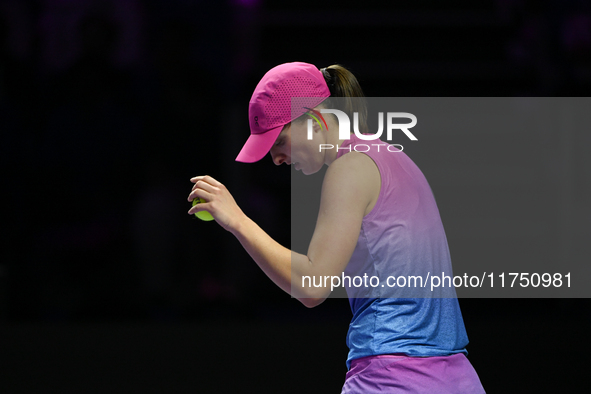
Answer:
[313,117,323,134]
[305,108,328,135]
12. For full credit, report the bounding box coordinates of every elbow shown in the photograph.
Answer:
[295,269,332,307]
[297,287,330,308]
[299,296,327,308]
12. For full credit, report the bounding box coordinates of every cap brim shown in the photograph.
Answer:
[235,124,284,163]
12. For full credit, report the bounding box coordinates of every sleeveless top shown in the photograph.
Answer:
[336,134,469,369]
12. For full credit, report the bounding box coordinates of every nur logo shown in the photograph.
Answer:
[305,108,418,152]
[306,109,417,141]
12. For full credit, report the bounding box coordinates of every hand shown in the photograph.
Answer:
[187,175,245,233]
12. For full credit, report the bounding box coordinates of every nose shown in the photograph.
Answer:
[270,148,288,166]
[272,153,286,166]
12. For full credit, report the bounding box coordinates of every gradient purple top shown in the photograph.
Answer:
[337,134,468,369]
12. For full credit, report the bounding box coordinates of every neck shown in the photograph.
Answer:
[325,132,354,166]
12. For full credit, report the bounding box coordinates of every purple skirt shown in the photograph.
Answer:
[341,353,485,394]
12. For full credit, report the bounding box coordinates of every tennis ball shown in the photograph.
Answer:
[192,198,214,221]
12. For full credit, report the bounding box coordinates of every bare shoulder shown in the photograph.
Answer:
[323,152,381,216]
[306,152,380,283]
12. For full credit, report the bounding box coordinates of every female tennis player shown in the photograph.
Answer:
[187,62,485,393]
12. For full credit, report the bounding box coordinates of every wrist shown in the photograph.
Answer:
[229,211,250,237]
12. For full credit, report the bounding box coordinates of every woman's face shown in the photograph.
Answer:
[269,115,326,175]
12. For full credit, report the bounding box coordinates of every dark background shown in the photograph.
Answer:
[1,0,590,392]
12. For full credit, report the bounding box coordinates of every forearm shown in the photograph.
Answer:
[230,215,326,303]
[187,175,328,305]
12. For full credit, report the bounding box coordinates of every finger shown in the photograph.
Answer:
[188,200,213,215]
[190,174,219,183]
[188,179,213,201]
[191,179,217,193]
[201,175,223,187]
[187,188,213,203]
[188,183,215,201]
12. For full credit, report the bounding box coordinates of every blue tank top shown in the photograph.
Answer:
[336,134,469,369]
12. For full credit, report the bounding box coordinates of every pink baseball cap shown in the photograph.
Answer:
[235,62,331,163]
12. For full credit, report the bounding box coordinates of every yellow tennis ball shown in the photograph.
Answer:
[192,198,214,221]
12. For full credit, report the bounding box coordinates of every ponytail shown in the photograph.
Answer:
[321,65,368,134]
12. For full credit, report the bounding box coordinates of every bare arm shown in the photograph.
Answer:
[187,153,380,307]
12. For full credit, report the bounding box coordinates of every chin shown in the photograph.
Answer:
[302,164,322,176]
